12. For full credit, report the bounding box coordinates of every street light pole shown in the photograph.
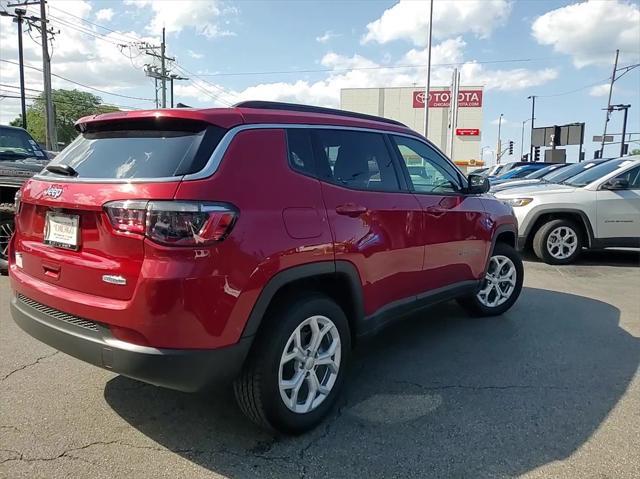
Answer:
[600,49,619,158]
[497,113,504,163]
[521,118,531,160]
[423,0,434,138]
[527,95,536,161]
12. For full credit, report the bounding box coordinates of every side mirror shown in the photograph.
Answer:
[602,178,629,190]
[465,173,490,194]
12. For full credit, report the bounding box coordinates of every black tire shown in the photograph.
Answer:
[532,218,582,265]
[233,293,351,434]
[0,216,14,273]
[457,242,524,317]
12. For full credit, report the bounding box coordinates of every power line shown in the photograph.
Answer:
[46,14,123,46]
[0,91,142,110]
[535,77,612,98]
[172,63,237,106]
[194,58,544,77]
[47,4,142,44]
[0,82,41,92]
[0,58,155,102]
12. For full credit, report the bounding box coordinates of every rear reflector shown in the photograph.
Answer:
[104,200,237,246]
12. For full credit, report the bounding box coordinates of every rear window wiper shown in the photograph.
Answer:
[46,164,78,177]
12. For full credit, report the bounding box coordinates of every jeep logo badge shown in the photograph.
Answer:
[43,185,64,199]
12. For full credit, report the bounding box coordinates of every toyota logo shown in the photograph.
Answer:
[415,92,427,104]
[43,185,64,199]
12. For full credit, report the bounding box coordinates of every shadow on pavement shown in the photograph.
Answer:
[104,287,639,478]
[522,248,640,267]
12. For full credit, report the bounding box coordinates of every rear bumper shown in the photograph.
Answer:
[10,293,252,392]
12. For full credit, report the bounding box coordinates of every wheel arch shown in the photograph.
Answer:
[241,261,364,346]
[524,209,594,249]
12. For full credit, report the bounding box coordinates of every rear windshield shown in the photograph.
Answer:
[563,159,630,187]
[544,161,604,183]
[40,120,225,179]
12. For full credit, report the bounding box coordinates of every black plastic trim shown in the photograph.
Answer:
[234,100,408,127]
[357,280,480,338]
[241,261,365,338]
[485,224,518,272]
[11,295,251,392]
[590,237,640,249]
[521,208,595,248]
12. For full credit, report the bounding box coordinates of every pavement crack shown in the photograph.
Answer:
[1,351,59,382]
[395,380,575,392]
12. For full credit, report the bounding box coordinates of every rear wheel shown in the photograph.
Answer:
[532,218,582,265]
[0,217,14,272]
[233,293,350,434]
[457,242,523,316]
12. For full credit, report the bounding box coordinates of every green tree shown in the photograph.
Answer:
[10,89,119,148]
[630,148,640,156]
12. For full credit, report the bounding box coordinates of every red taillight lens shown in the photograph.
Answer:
[104,200,237,246]
[104,200,147,234]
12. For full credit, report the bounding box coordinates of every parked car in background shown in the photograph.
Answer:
[490,163,569,188]
[496,157,640,264]
[491,159,613,193]
[489,163,549,184]
[9,101,523,433]
[0,125,50,271]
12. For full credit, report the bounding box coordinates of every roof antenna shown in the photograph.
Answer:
[176,102,191,108]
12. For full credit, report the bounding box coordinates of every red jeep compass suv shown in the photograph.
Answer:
[9,101,523,433]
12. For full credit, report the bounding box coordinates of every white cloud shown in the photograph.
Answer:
[362,0,511,46]
[188,50,204,59]
[95,8,114,22]
[589,83,611,97]
[316,30,341,43]
[532,0,640,68]
[123,0,236,38]
[174,41,558,110]
[0,0,158,123]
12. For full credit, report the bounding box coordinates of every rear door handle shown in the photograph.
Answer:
[335,204,368,217]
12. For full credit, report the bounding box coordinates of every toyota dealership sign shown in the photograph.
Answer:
[413,90,483,108]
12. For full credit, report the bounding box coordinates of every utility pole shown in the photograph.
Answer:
[169,73,188,108]
[160,28,166,108]
[606,104,631,157]
[423,0,434,138]
[600,49,619,158]
[134,30,178,108]
[0,7,28,129]
[527,95,536,161]
[39,0,56,149]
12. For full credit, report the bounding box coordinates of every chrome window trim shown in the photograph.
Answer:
[32,123,452,184]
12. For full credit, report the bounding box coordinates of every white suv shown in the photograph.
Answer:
[495,157,640,264]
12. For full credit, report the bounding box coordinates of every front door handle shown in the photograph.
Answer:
[425,206,446,218]
[336,204,368,217]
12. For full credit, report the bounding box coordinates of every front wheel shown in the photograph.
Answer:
[233,293,350,434]
[457,242,524,317]
[0,217,14,272]
[532,218,582,265]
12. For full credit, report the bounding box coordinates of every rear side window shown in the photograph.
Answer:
[311,129,400,192]
[286,129,315,176]
[40,120,226,179]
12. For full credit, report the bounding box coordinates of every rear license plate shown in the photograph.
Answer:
[44,212,80,250]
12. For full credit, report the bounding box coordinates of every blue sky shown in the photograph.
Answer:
[1,0,639,162]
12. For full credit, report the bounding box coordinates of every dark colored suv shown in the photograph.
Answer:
[9,102,523,433]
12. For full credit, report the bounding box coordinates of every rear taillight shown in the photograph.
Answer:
[104,200,237,246]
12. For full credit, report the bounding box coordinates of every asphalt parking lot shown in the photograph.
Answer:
[1,251,639,479]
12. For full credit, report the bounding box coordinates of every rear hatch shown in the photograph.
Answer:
[14,117,227,301]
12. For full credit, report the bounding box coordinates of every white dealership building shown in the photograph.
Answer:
[341,86,484,168]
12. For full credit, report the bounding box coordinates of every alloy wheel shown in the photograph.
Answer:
[477,254,517,308]
[278,315,341,414]
[546,226,578,260]
[0,220,14,260]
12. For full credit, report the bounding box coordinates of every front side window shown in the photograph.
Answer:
[391,136,461,194]
[613,165,640,189]
[312,129,400,192]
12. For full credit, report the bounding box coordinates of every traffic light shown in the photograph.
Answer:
[534,146,540,162]
[508,141,514,155]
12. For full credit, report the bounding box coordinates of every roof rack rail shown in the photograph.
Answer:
[233,100,407,127]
